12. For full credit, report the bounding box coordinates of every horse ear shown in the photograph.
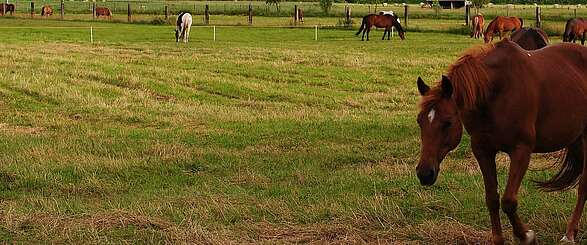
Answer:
[441,75,453,98]
[417,77,430,96]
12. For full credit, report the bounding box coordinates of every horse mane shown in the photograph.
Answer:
[483,19,496,36]
[420,44,494,111]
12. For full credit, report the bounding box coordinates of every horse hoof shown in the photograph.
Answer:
[561,235,575,243]
[521,230,537,245]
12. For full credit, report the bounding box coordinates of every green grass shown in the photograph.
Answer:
[0,17,581,243]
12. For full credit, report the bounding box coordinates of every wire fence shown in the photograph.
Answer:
[2,1,587,22]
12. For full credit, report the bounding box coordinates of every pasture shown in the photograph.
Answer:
[0,17,582,244]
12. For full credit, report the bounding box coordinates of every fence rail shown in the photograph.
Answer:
[1,1,586,29]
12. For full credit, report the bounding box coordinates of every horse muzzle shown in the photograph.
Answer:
[416,165,438,186]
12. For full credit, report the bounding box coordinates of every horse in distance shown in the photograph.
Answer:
[416,39,587,244]
[484,16,523,43]
[511,27,549,50]
[175,12,193,43]
[0,3,15,15]
[95,7,112,19]
[41,5,53,17]
[563,18,587,45]
[470,14,484,39]
[355,14,405,41]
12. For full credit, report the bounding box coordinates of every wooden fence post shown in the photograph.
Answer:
[574,8,577,18]
[535,6,541,28]
[30,1,34,17]
[92,2,95,19]
[345,5,351,27]
[248,3,252,25]
[204,4,209,24]
[465,4,470,26]
[293,4,297,25]
[165,5,168,20]
[127,2,131,22]
[404,3,408,28]
[60,0,64,19]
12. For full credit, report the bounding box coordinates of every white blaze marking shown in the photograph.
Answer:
[427,109,436,123]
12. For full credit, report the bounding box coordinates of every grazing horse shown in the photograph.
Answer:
[484,16,523,43]
[41,5,53,17]
[563,18,587,45]
[95,7,112,19]
[511,27,549,50]
[297,8,304,23]
[470,14,484,39]
[355,14,405,41]
[416,39,587,244]
[175,12,193,43]
[0,3,15,15]
[378,11,400,23]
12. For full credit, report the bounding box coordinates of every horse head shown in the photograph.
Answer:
[391,15,406,40]
[415,76,463,186]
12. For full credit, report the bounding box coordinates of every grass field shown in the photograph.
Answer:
[0,17,583,244]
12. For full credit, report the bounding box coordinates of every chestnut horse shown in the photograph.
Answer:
[470,14,484,39]
[484,16,523,43]
[95,7,112,19]
[41,5,53,17]
[563,18,587,45]
[511,27,549,50]
[355,14,405,41]
[416,39,587,244]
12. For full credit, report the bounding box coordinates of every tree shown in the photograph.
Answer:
[266,0,280,12]
[471,0,490,8]
[320,0,333,14]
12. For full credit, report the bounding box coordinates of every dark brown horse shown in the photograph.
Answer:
[355,14,405,41]
[563,18,587,45]
[416,39,587,244]
[484,16,523,43]
[95,7,112,19]
[41,5,53,17]
[0,3,15,15]
[470,14,484,39]
[511,27,549,50]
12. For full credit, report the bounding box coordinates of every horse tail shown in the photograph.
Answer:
[518,17,523,27]
[355,16,366,36]
[536,143,583,192]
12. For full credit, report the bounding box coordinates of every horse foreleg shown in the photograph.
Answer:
[382,29,387,40]
[366,27,370,41]
[361,27,366,41]
[503,144,536,244]
[472,142,504,245]
[388,28,391,40]
[562,138,586,242]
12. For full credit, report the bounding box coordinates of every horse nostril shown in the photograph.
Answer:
[417,168,437,186]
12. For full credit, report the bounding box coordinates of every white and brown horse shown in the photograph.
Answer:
[175,12,193,43]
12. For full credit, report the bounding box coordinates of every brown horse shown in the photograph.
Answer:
[470,14,484,39]
[95,7,112,19]
[0,3,15,15]
[297,8,304,23]
[484,16,523,43]
[41,5,53,17]
[563,18,587,45]
[416,39,587,244]
[511,27,549,50]
[355,14,405,41]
